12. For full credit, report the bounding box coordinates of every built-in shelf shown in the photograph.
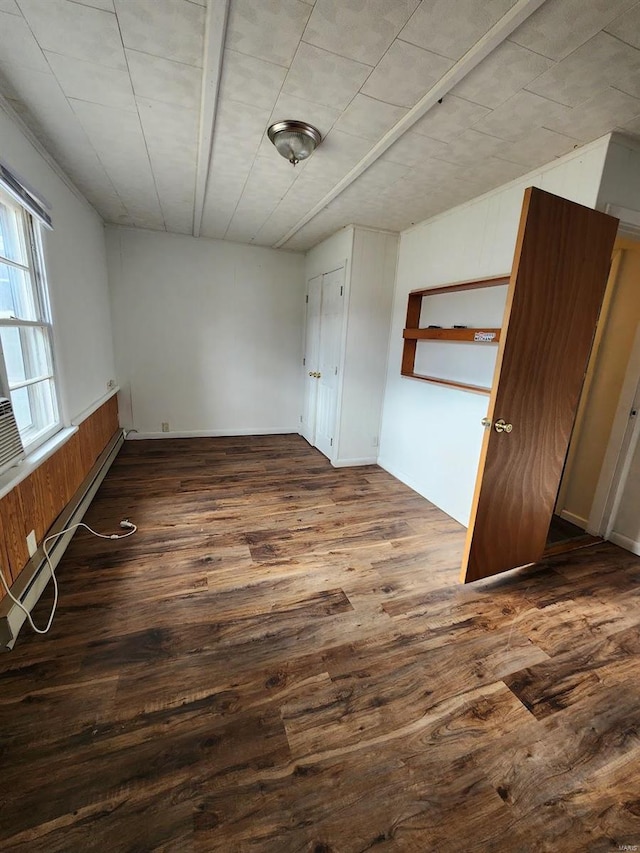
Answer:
[402,327,501,343]
[401,274,510,393]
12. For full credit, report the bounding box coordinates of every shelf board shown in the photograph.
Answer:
[403,327,501,343]
[401,370,491,395]
[409,274,510,298]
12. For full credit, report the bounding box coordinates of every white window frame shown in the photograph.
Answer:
[0,186,60,452]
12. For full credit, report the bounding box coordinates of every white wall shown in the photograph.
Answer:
[336,228,398,465]
[378,135,611,525]
[106,227,305,437]
[0,104,115,422]
[596,133,640,214]
[304,226,398,466]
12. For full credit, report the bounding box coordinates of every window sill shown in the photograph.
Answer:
[0,425,78,501]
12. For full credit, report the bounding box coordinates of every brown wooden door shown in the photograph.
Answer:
[461,187,618,584]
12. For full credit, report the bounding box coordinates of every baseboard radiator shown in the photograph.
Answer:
[0,430,124,650]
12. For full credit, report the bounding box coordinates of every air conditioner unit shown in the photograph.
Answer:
[0,397,24,477]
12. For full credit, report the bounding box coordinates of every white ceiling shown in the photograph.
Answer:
[0,0,639,251]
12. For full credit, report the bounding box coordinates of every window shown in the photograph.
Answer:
[0,186,59,451]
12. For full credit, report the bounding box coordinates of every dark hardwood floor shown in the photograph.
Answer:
[1,434,640,852]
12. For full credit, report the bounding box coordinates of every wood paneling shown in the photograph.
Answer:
[1,435,640,851]
[0,395,119,599]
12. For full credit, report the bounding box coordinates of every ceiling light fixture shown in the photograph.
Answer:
[267,120,322,166]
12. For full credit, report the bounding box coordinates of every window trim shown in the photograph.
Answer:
[0,186,60,454]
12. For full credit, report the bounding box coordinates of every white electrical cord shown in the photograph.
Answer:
[0,519,137,635]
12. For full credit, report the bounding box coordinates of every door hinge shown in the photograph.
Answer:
[334,366,338,375]
[300,415,303,423]
[303,357,306,365]
[306,294,309,303]
[340,286,343,296]
[631,408,638,419]
[330,438,333,446]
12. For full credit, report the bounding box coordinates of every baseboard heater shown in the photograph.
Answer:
[0,429,125,651]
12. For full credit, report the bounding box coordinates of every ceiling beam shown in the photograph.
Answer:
[274,0,549,249]
[193,0,230,238]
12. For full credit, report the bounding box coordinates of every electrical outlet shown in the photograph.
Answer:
[26,530,37,557]
[161,422,169,433]
[107,379,116,390]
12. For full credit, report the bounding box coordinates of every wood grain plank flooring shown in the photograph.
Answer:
[1,434,640,852]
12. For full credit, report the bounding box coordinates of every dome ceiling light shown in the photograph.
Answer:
[267,120,322,166]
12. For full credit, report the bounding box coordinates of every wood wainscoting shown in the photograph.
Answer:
[0,395,119,596]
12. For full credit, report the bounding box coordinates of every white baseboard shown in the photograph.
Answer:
[332,456,378,468]
[128,427,298,440]
[607,531,640,556]
[559,509,588,529]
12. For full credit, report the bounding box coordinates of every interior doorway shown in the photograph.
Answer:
[547,234,640,556]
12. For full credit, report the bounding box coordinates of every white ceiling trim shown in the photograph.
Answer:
[274,0,550,249]
[193,0,230,238]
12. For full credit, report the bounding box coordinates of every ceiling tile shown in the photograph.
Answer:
[0,11,50,72]
[45,51,136,111]
[303,0,419,65]
[383,130,449,166]
[226,0,312,68]
[18,0,126,69]
[69,98,164,221]
[349,157,409,189]
[0,0,21,13]
[126,49,201,109]
[491,126,580,167]
[212,98,273,163]
[136,96,198,159]
[267,91,341,139]
[361,39,453,108]
[301,128,373,183]
[544,86,640,141]
[238,155,299,201]
[70,0,114,10]
[411,95,490,142]
[219,49,287,111]
[283,41,372,110]
[453,41,555,109]
[114,0,204,67]
[473,90,569,142]
[526,31,640,107]
[606,4,640,49]
[334,94,408,141]
[0,62,129,220]
[510,0,638,60]
[399,0,517,60]
[435,128,506,165]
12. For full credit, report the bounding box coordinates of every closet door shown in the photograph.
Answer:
[301,275,322,445]
[461,187,618,584]
[315,266,345,459]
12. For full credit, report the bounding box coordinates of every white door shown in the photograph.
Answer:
[301,275,322,445]
[315,267,345,460]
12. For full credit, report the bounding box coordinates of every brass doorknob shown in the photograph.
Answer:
[481,417,491,429]
[309,371,314,377]
[495,419,513,433]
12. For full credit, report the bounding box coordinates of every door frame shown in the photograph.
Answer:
[300,260,350,464]
[588,322,640,543]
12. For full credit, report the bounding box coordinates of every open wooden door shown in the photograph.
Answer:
[461,187,618,584]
